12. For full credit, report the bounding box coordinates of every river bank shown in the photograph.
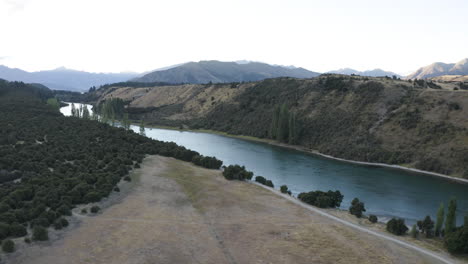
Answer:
[141,124,468,185]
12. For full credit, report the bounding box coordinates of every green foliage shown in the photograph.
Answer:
[265,180,274,188]
[0,79,226,241]
[24,237,31,243]
[445,198,457,235]
[98,98,125,122]
[280,185,289,194]
[417,215,434,238]
[9,223,27,237]
[32,226,48,241]
[349,198,366,218]
[298,190,343,208]
[269,103,300,144]
[139,119,145,136]
[444,225,468,254]
[223,165,253,181]
[435,203,444,237]
[255,176,267,185]
[410,224,419,238]
[46,98,60,111]
[368,215,378,223]
[123,176,132,182]
[2,239,15,253]
[386,218,408,236]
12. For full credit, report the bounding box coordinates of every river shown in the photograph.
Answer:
[61,103,468,225]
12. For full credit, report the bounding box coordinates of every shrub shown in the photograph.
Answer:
[280,185,289,194]
[81,208,87,214]
[113,186,120,192]
[369,215,378,223]
[410,224,418,238]
[134,163,140,168]
[298,190,343,208]
[349,198,366,218]
[223,165,253,181]
[417,215,434,238]
[445,226,468,254]
[386,218,408,236]
[0,222,10,239]
[32,226,48,241]
[265,180,274,188]
[2,239,15,253]
[9,222,27,237]
[53,221,63,230]
[90,206,100,213]
[24,237,31,243]
[84,192,101,203]
[57,204,72,216]
[123,176,132,182]
[60,218,69,227]
[255,176,267,185]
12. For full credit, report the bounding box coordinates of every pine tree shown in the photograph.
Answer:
[435,203,444,237]
[445,197,457,235]
[123,113,130,130]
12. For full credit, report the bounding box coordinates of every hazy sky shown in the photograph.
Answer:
[1,0,467,74]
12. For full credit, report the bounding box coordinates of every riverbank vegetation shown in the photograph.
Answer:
[0,80,222,252]
[90,75,468,178]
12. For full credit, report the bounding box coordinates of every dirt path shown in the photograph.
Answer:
[6,156,457,264]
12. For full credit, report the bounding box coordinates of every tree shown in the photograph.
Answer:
[410,224,419,238]
[369,215,378,223]
[270,105,280,139]
[32,226,48,241]
[71,103,77,117]
[82,106,90,120]
[255,176,267,185]
[90,206,100,213]
[2,239,14,253]
[46,98,60,111]
[277,104,289,142]
[265,180,274,188]
[122,113,131,130]
[288,112,296,144]
[386,218,408,235]
[139,119,145,136]
[349,198,366,218]
[280,185,289,194]
[445,197,457,235]
[435,203,445,237]
[417,216,434,238]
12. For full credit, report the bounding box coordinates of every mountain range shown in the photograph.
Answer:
[407,58,468,79]
[131,60,320,83]
[327,68,400,77]
[0,66,139,92]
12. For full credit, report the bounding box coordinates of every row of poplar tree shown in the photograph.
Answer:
[270,104,299,144]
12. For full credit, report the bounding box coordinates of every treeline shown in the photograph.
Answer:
[0,80,222,253]
[270,104,299,144]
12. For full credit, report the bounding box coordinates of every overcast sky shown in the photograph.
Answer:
[1,0,467,74]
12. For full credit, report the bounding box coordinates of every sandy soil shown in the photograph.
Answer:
[6,156,450,264]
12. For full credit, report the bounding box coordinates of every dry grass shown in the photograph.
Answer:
[7,156,450,264]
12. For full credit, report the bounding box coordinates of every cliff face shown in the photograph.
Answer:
[93,75,468,178]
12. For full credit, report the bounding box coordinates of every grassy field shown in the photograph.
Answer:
[7,156,451,264]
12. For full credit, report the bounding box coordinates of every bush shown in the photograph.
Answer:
[113,186,120,192]
[410,224,418,238]
[349,198,366,218]
[57,204,72,216]
[255,176,267,185]
[81,208,87,214]
[369,215,378,223]
[10,223,27,237]
[280,185,289,194]
[298,190,343,208]
[386,218,408,236]
[90,206,100,213]
[2,239,15,253]
[60,218,69,227]
[445,226,468,254]
[53,221,63,230]
[32,226,48,241]
[24,237,31,243]
[123,176,132,182]
[265,180,274,188]
[84,192,101,203]
[223,165,253,181]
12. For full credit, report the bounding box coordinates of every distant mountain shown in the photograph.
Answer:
[0,65,139,92]
[328,68,400,77]
[407,58,468,79]
[132,60,320,83]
